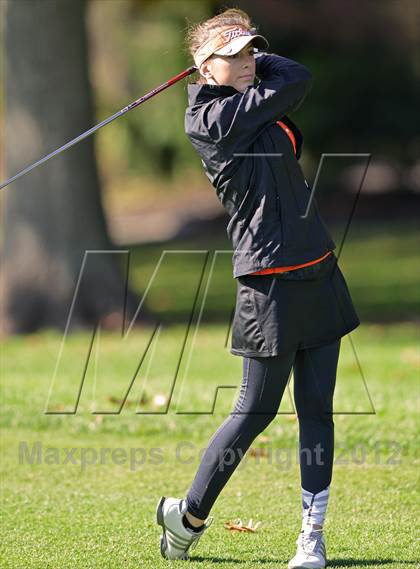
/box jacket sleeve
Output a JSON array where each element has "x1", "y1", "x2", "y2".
[{"x1": 201, "y1": 52, "x2": 313, "y2": 155}]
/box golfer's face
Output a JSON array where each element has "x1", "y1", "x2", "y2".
[{"x1": 206, "y1": 43, "x2": 256, "y2": 92}]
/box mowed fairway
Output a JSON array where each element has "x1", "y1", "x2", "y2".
[{"x1": 1, "y1": 220, "x2": 419, "y2": 568}]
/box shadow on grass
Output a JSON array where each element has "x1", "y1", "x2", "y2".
[
  {"x1": 191, "y1": 557, "x2": 283, "y2": 564},
  {"x1": 328, "y1": 560, "x2": 417, "y2": 567},
  {"x1": 191, "y1": 556, "x2": 416, "y2": 566}
]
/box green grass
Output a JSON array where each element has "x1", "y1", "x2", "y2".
[
  {"x1": 1, "y1": 321, "x2": 419, "y2": 568},
  {"x1": 1, "y1": 219, "x2": 419, "y2": 567}
]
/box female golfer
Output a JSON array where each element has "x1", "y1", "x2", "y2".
[{"x1": 156, "y1": 8, "x2": 360, "y2": 568}]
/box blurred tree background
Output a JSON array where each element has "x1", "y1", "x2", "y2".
[
  {"x1": 1, "y1": 0, "x2": 419, "y2": 334},
  {"x1": 86, "y1": 0, "x2": 419, "y2": 203}
]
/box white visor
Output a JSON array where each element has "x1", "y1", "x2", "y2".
[{"x1": 213, "y1": 34, "x2": 268, "y2": 57}]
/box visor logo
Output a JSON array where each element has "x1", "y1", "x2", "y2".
[{"x1": 221, "y1": 27, "x2": 252, "y2": 44}]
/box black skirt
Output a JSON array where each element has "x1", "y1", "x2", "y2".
[{"x1": 231, "y1": 252, "x2": 360, "y2": 357}]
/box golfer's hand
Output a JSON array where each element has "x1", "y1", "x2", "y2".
[{"x1": 254, "y1": 51, "x2": 272, "y2": 79}]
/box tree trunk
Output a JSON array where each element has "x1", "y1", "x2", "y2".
[{"x1": 1, "y1": 0, "x2": 148, "y2": 334}]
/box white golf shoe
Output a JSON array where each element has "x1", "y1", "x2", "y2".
[
  {"x1": 156, "y1": 496, "x2": 213, "y2": 560},
  {"x1": 288, "y1": 528, "x2": 327, "y2": 569}
]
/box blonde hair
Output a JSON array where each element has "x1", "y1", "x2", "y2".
[{"x1": 184, "y1": 7, "x2": 256, "y2": 84}]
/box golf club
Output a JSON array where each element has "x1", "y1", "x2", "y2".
[{"x1": 0, "y1": 65, "x2": 198, "y2": 191}]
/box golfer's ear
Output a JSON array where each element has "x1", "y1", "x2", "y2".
[{"x1": 200, "y1": 60, "x2": 213, "y2": 81}]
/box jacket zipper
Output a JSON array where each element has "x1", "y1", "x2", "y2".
[
  {"x1": 303, "y1": 179, "x2": 331, "y2": 248},
  {"x1": 266, "y1": 130, "x2": 286, "y2": 247},
  {"x1": 273, "y1": 180, "x2": 285, "y2": 246}
]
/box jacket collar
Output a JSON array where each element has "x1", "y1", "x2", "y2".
[{"x1": 187, "y1": 82, "x2": 240, "y2": 107}]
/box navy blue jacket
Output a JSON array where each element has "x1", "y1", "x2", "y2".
[{"x1": 184, "y1": 52, "x2": 336, "y2": 278}]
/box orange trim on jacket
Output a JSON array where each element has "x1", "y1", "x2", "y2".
[
  {"x1": 249, "y1": 251, "x2": 333, "y2": 276},
  {"x1": 277, "y1": 120, "x2": 297, "y2": 155}
]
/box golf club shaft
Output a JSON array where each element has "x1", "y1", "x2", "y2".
[{"x1": 0, "y1": 65, "x2": 198, "y2": 191}]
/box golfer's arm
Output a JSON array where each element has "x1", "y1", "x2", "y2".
[
  {"x1": 204, "y1": 52, "x2": 312, "y2": 153},
  {"x1": 255, "y1": 51, "x2": 313, "y2": 113}
]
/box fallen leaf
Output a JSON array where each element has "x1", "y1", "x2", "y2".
[
  {"x1": 107, "y1": 394, "x2": 149, "y2": 407},
  {"x1": 224, "y1": 518, "x2": 262, "y2": 532},
  {"x1": 248, "y1": 447, "x2": 269, "y2": 458}
]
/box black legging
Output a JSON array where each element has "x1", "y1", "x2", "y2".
[{"x1": 186, "y1": 338, "x2": 341, "y2": 519}]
